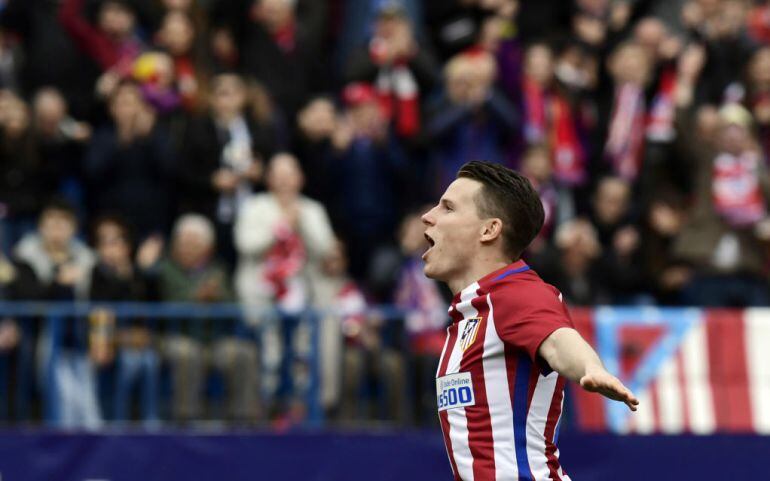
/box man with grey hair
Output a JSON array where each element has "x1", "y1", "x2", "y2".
[{"x1": 157, "y1": 213, "x2": 260, "y2": 423}]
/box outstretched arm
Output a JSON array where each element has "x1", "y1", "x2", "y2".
[{"x1": 538, "y1": 327, "x2": 639, "y2": 411}]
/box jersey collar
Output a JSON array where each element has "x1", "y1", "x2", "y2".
[{"x1": 450, "y1": 259, "x2": 530, "y2": 306}]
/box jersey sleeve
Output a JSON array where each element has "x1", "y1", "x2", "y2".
[{"x1": 490, "y1": 282, "x2": 574, "y2": 364}]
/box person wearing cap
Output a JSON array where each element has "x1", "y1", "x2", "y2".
[
  {"x1": 326, "y1": 81, "x2": 409, "y2": 281},
  {"x1": 670, "y1": 44, "x2": 770, "y2": 306}
]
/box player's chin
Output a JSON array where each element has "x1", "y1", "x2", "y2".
[
  {"x1": 422, "y1": 261, "x2": 440, "y2": 280},
  {"x1": 422, "y1": 263, "x2": 436, "y2": 279}
]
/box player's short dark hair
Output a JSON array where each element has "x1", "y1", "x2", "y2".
[{"x1": 457, "y1": 161, "x2": 544, "y2": 260}]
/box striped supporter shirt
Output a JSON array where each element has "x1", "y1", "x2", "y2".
[{"x1": 436, "y1": 259, "x2": 574, "y2": 481}]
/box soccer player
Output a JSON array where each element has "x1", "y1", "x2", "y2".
[{"x1": 422, "y1": 161, "x2": 638, "y2": 481}]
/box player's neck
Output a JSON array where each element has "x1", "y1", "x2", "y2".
[{"x1": 447, "y1": 258, "x2": 511, "y2": 295}]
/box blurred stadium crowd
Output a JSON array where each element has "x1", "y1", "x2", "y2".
[{"x1": 1, "y1": 0, "x2": 770, "y2": 428}]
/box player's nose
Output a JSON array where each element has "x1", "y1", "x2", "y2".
[{"x1": 421, "y1": 208, "x2": 435, "y2": 226}]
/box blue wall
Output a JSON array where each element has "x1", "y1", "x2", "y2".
[{"x1": 0, "y1": 430, "x2": 766, "y2": 480}]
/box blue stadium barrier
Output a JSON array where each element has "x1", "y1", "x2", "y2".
[
  {"x1": 0, "y1": 302, "x2": 413, "y2": 427},
  {"x1": 0, "y1": 430, "x2": 765, "y2": 481}
]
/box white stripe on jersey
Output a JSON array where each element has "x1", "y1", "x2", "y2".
[
  {"x1": 526, "y1": 372, "x2": 558, "y2": 480},
  {"x1": 482, "y1": 294, "x2": 519, "y2": 480},
  {"x1": 437, "y1": 323, "x2": 452, "y2": 378},
  {"x1": 745, "y1": 309, "x2": 770, "y2": 434},
  {"x1": 680, "y1": 322, "x2": 715, "y2": 434},
  {"x1": 446, "y1": 283, "x2": 482, "y2": 481}
]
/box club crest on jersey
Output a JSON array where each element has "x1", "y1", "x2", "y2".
[{"x1": 459, "y1": 317, "x2": 481, "y2": 351}]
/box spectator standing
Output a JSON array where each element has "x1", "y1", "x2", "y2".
[
  {"x1": 0, "y1": 251, "x2": 42, "y2": 422},
  {"x1": 312, "y1": 238, "x2": 368, "y2": 421},
  {"x1": 599, "y1": 41, "x2": 654, "y2": 183},
  {"x1": 1, "y1": 0, "x2": 98, "y2": 117},
  {"x1": 58, "y1": 0, "x2": 144, "y2": 76},
  {"x1": 88, "y1": 216, "x2": 162, "y2": 425},
  {"x1": 235, "y1": 153, "x2": 334, "y2": 418},
  {"x1": 178, "y1": 73, "x2": 270, "y2": 268},
  {"x1": 344, "y1": 1, "x2": 439, "y2": 141},
  {"x1": 31, "y1": 87, "x2": 92, "y2": 215},
  {"x1": 153, "y1": 10, "x2": 209, "y2": 114},
  {"x1": 672, "y1": 45, "x2": 770, "y2": 307},
  {"x1": 426, "y1": 49, "x2": 518, "y2": 194},
  {"x1": 0, "y1": 93, "x2": 44, "y2": 252},
  {"x1": 590, "y1": 176, "x2": 648, "y2": 303},
  {"x1": 519, "y1": 143, "x2": 573, "y2": 254},
  {"x1": 329, "y1": 82, "x2": 409, "y2": 280},
  {"x1": 84, "y1": 81, "x2": 176, "y2": 240},
  {"x1": 292, "y1": 96, "x2": 337, "y2": 205},
  {"x1": 238, "y1": 0, "x2": 329, "y2": 117},
  {"x1": 13, "y1": 200, "x2": 99, "y2": 428},
  {"x1": 515, "y1": 42, "x2": 588, "y2": 188},
  {"x1": 530, "y1": 218, "x2": 604, "y2": 306},
  {"x1": 391, "y1": 211, "x2": 448, "y2": 424}
]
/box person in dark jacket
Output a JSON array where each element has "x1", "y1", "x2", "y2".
[
  {"x1": 177, "y1": 73, "x2": 273, "y2": 268},
  {"x1": 12, "y1": 200, "x2": 100, "y2": 428},
  {"x1": 84, "y1": 80, "x2": 177, "y2": 240},
  {"x1": 328, "y1": 82, "x2": 410, "y2": 281},
  {"x1": 0, "y1": 0, "x2": 99, "y2": 117},
  {"x1": 0, "y1": 93, "x2": 45, "y2": 253},
  {"x1": 0, "y1": 251, "x2": 43, "y2": 422},
  {"x1": 237, "y1": 0, "x2": 329, "y2": 117},
  {"x1": 589, "y1": 176, "x2": 649, "y2": 303},
  {"x1": 344, "y1": 2, "x2": 439, "y2": 141},
  {"x1": 88, "y1": 215, "x2": 163, "y2": 425},
  {"x1": 426, "y1": 49, "x2": 518, "y2": 196}
]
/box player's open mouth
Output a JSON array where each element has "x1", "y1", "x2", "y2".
[{"x1": 423, "y1": 233, "x2": 435, "y2": 260}]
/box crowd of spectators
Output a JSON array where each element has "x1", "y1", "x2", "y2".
[{"x1": 2, "y1": 0, "x2": 770, "y2": 427}]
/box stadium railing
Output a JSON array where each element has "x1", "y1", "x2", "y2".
[{"x1": 0, "y1": 301, "x2": 414, "y2": 428}]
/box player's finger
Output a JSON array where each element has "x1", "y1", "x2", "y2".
[{"x1": 618, "y1": 386, "x2": 639, "y2": 410}]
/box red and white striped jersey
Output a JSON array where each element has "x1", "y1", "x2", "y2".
[{"x1": 436, "y1": 260, "x2": 574, "y2": 481}]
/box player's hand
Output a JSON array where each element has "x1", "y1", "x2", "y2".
[{"x1": 580, "y1": 367, "x2": 639, "y2": 411}]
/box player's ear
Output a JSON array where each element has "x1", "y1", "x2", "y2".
[{"x1": 479, "y1": 218, "x2": 503, "y2": 244}]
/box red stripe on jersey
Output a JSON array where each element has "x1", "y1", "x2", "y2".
[
  {"x1": 544, "y1": 376, "x2": 566, "y2": 481},
  {"x1": 675, "y1": 350, "x2": 691, "y2": 432},
  {"x1": 706, "y1": 310, "x2": 752, "y2": 431},
  {"x1": 526, "y1": 366, "x2": 541, "y2": 412},
  {"x1": 504, "y1": 343, "x2": 520, "y2": 421},
  {"x1": 461, "y1": 293, "x2": 496, "y2": 481},
  {"x1": 438, "y1": 319, "x2": 461, "y2": 480}
]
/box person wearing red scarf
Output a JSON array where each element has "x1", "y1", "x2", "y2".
[
  {"x1": 603, "y1": 41, "x2": 653, "y2": 182},
  {"x1": 673, "y1": 44, "x2": 770, "y2": 307},
  {"x1": 234, "y1": 153, "x2": 335, "y2": 416},
  {"x1": 521, "y1": 43, "x2": 587, "y2": 187},
  {"x1": 239, "y1": 0, "x2": 329, "y2": 116},
  {"x1": 344, "y1": 1, "x2": 439, "y2": 140}
]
